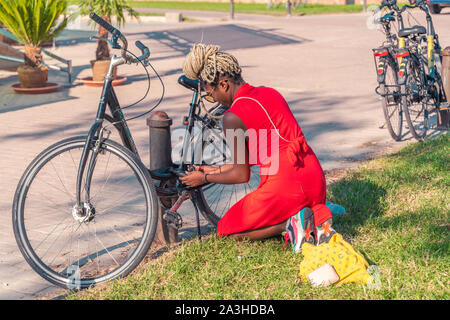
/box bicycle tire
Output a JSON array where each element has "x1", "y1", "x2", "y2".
[
  {"x1": 381, "y1": 58, "x2": 403, "y2": 141},
  {"x1": 195, "y1": 165, "x2": 261, "y2": 226},
  {"x1": 12, "y1": 136, "x2": 158, "y2": 289},
  {"x1": 401, "y1": 60, "x2": 428, "y2": 141}
]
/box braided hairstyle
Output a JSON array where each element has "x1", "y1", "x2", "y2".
[{"x1": 182, "y1": 43, "x2": 243, "y2": 87}]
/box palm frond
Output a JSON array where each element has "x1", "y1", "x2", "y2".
[
  {"x1": 0, "y1": 0, "x2": 68, "y2": 46},
  {"x1": 79, "y1": 0, "x2": 139, "y2": 28}
]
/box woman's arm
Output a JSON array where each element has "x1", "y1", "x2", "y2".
[
  {"x1": 192, "y1": 163, "x2": 234, "y2": 175},
  {"x1": 180, "y1": 112, "x2": 250, "y2": 187}
]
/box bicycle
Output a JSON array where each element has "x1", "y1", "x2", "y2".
[
  {"x1": 373, "y1": 0, "x2": 416, "y2": 141},
  {"x1": 12, "y1": 13, "x2": 260, "y2": 289},
  {"x1": 396, "y1": 0, "x2": 447, "y2": 140}
]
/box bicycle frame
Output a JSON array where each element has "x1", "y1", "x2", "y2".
[
  {"x1": 179, "y1": 95, "x2": 227, "y2": 169},
  {"x1": 74, "y1": 58, "x2": 227, "y2": 211},
  {"x1": 75, "y1": 54, "x2": 139, "y2": 208}
]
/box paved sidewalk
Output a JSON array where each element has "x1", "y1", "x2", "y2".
[{"x1": 1, "y1": 10, "x2": 449, "y2": 300}]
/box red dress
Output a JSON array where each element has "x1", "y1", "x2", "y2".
[{"x1": 217, "y1": 83, "x2": 332, "y2": 236}]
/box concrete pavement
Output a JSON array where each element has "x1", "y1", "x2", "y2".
[{"x1": 1, "y1": 9, "x2": 449, "y2": 299}]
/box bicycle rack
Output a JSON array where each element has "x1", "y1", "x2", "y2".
[{"x1": 0, "y1": 28, "x2": 73, "y2": 87}]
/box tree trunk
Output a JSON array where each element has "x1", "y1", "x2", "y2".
[
  {"x1": 24, "y1": 45, "x2": 43, "y2": 68},
  {"x1": 96, "y1": 15, "x2": 111, "y2": 61}
]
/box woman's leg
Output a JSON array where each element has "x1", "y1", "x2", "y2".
[{"x1": 226, "y1": 220, "x2": 288, "y2": 241}]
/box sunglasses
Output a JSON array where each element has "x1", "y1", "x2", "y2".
[{"x1": 202, "y1": 93, "x2": 216, "y2": 103}]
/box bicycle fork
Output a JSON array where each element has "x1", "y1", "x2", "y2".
[{"x1": 72, "y1": 121, "x2": 110, "y2": 223}]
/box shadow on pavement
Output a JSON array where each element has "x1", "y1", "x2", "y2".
[
  {"x1": 127, "y1": 23, "x2": 309, "y2": 61},
  {"x1": 54, "y1": 29, "x2": 97, "y2": 47},
  {"x1": 0, "y1": 70, "x2": 79, "y2": 114}
]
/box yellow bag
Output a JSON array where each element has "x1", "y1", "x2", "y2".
[{"x1": 299, "y1": 233, "x2": 371, "y2": 285}]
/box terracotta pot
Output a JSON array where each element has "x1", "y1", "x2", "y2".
[
  {"x1": 17, "y1": 65, "x2": 48, "y2": 88},
  {"x1": 91, "y1": 59, "x2": 117, "y2": 82}
]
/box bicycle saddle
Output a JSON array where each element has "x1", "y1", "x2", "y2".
[
  {"x1": 178, "y1": 75, "x2": 199, "y2": 91},
  {"x1": 398, "y1": 25, "x2": 426, "y2": 38}
]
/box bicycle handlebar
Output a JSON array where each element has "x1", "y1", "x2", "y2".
[
  {"x1": 89, "y1": 12, "x2": 150, "y2": 64},
  {"x1": 379, "y1": 0, "x2": 419, "y2": 13},
  {"x1": 134, "y1": 41, "x2": 150, "y2": 62},
  {"x1": 89, "y1": 12, "x2": 116, "y2": 34}
]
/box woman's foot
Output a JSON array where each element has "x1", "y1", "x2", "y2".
[{"x1": 284, "y1": 207, "x2": 315, "y2": 253}]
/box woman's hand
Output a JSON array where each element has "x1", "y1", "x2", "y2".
[{"x1": 179, "y1": 170, "x2": 207, "y2": 187}]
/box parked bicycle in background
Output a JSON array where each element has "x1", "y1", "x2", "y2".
[
  {"x1": 373, "y1": 0, "x2": 448, "y2": 141},
  {"x1": 397, "y1": 0, "x2": 447, "y2": 140}
]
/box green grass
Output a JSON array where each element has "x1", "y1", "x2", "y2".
[
  {"x1": 69, "y1": 134, "x2": 449, "y2": 300},
  {"x1": 68, "y1": 1, "x2": 364, "y2": 16},
  {"x1": 136, "y1": 11, "x2": 165, "y2": 17},
  {"x1": 128, "y1": 1, "x2": 364, "y2": 16}
]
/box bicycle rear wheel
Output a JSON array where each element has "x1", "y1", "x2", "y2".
[
  {"x1": 402, "y1": 60, "x2": 428, "y2": 140},
  {"x1": 192, "y1": 117, "x2": 261, "y2": 226},
  {"x1": 12, "y1": 136, "x2": 158, "y2": 289},
  {"x1": 381, "y1": 58, "x2": 403, "y2": 141},
  {"x1": 195, "y1": 165, "x2": 261, "y2": 226}
]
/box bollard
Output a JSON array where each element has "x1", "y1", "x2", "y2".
[
  {"x1": 147, "y1": 111, "x2": 173, "y2": 170},
  {"x1": 439, "y1": 47, "x2": 450, "y2": 128},
  {"x1": 147, "y1": 111, "x2": 179, "y2": 245}
]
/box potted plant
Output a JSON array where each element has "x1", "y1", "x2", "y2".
[
  {"x1": 0, "y1": 0, "x2": 68, "y2": 88},
  {"x1": 79, "y1": 0, "x2": 139, "y2": 82}
]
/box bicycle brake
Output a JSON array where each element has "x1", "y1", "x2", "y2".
[{"x1": 93, "y1": 127, "x2": 111, "y2": 154}]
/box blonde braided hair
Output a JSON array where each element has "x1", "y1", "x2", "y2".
[{"x1": 182, "y1": 43, "x2": 242, "y2": 85}]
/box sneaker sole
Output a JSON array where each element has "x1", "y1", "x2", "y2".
[{"x1": 300, "y1": 207, "x2": 315, "y2": 247}]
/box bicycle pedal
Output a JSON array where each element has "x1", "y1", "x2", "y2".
[{"x1": 163, "y1": 209, "x2": 183, "y2": 230}]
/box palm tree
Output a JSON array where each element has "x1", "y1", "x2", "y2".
[
  {"x1": 79, "y1": 0, "x2": 139, "y2": 62},
  {"x1": 0, "y1": 0, "x2": 68, "y2": 69}
]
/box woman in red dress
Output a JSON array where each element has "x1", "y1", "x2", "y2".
[{"x1": 180, "y1": 44, "x2": 336, "y2": 252}]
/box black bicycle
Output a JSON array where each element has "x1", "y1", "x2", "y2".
[
  {"x1": 373, "y1": 0, "x2": 416, "y2": 141},
  {"x1": 396, "y1": 0, "x2": 447, "y2": 140},
  {"x1": 12, "y1": 13, "x2": 260, "y2": 289}
]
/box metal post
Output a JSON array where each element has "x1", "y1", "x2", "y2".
[
  {"x1": 438, "y1": 47, "x2": 450, "y2": 128},
  {"x1": 147, "y1": 111, "x2": 173, "y2": 170},
  {"x1": 147, "y1": 111, "x2": 180, "y2": 244},
  {"x1": 230, "y1": 0, "x2": 235, "y2": 20}
]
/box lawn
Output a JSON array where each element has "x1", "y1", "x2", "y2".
[
  {"x1": 69, "y1": 134, "x2": 449, "y2": 300},
  {"x1": 68, "y1": 1, "x2": 365, "y2": 16}
]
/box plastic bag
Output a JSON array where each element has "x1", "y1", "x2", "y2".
[{"x1": 299, "y1": 233, "x2": 371, "y2": 285}]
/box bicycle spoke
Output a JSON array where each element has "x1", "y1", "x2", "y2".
[{"x1": 14, "y1": 137, "x2": 156, "y2": 288}]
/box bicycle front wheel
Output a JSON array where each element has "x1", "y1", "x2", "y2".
[
  {"x1": 381, "y1": 58, "x2": 403, "y2": 141},
  {"x1": 12, "y1": 136, "x2": 158, "y2": 289}
]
